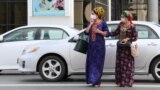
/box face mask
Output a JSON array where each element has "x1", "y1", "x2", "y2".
[
  {"x1": 91, "y1": 14, "x2": 97, "y2": 20},
  {"x1": 121, "y1": 18, "x2": 126, "y2": 22}
]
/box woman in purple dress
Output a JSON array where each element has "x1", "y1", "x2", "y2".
[
  {"x1": 85, "y1": 6, "x2": 109, "y2": 87},
  {"x1": 108, "y1": 11, "x2": 137, "y2": 87}
]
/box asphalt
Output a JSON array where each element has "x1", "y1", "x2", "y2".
[{"x1": 0, "y1": 70, "x2": 159, "y2": 90}]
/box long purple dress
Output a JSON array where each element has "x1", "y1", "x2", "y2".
[
  {"x1": 109, "y1": 22, "x2": 137, "y2": 87},
  {"x1": 86, "y1": 21, "x2": 109, "y2": 85}
]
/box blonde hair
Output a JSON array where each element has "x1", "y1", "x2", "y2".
[{"x1": 93, "y1": 6, "x2": 105, "y2": 19}]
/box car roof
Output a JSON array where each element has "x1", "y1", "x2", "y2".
[
  {"x1": 1, "y1": 25, "x2": 79, "y2": 37},
  {"x1": 19, "y1": 25, "x2": 70, "y2": 28},
  {"x1": 107, "y1": 21, "x2": 156, "y2": 25}
]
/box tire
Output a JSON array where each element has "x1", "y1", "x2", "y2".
[
  {"x1": 151, "y1": 57, "x2": 160, "y2": 82},
  {"x1": 39, "y1": 56, "x2": 66, "y2": 82}
]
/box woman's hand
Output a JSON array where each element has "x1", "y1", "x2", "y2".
[
  {"x1": 90, "y1": 20, "x2": 94, "y2": 26},
  {"x1": 93, "y1": 28, "x2": 107, "y2": 37},
  {"x1": 92, "y1": 25, "x2": 100, "y2": 34},
  {"x1": 86, "y1": 20, "x2": 94, "y2": 33},
  {"x1": 121, "y1": 38, "x2": 130, "y2": 43}
]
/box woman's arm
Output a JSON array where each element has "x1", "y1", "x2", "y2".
[
  {"x1": 130, "y1": 25, "x2": 137, "y2": 42},
  {"x1": 122, "y1": 24, "x2": 137, "y2": 43},
  {"x1": 93, "y1": 21, "x2": 108, "y2": 37},
  {"x1": 97, "y1": 30, "x2": 107, "y2": 37},
  {"x1": 109, "y1": 24, "x2": 120, "y2": 37},
  {"x1": 85, "y1": 21, "x2": 93, "y2": 33}
]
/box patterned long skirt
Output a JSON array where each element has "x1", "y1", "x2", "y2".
[{"x1": 115, "y1": 46, "x2": 135, "y2": 87}]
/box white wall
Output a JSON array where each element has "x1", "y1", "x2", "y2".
[{"x1": 28, "y1": 0, "x2": 74, "y2": 27}]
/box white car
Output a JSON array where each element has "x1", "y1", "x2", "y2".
[
  {"x1": 0, "y1": 25, "x2": 78, "y2": 71},
  {"x1": 18, "y1": 21, "x2": 160, "y2": 82}
]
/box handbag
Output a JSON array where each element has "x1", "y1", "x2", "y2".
[
  {"x1": 74, "y1": 39, "x2": 88, "y2": 54},
  {"x1": 117, "y1": 41, "x2": 131, "y2": 47},
  {"x1": 117, "y1": 41, "x2": 139, "y2": 57},
  {"x1": 131, "y1": 42, "x2": 139, "y2": 57},
  {"x1": 74, "y1": 32, "x2": 89, "y2": 54}
]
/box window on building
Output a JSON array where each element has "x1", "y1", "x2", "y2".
[
  {"x1": 0, "y1": 0, "x2": 27, "y2": 34},
  {"x1": 111, "y1": 0, "x2": 148, "y2": 21},
  {"x1": 95, "y1": 0, "x2": 109, "y2": 21},
  {"x1": 74, "y1": 0, "x2": 109, "y2": 30}
]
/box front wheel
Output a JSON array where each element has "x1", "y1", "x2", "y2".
[
  {"x1": 39, "y1": 56, "x2": 66, "y2": 82},
  {"x1": 151, "y1": 57, "x2": 160, "y2": 82}
]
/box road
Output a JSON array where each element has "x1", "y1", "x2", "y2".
[{"x1": 0, "y1": 70, "x2": 160, "y2": 90}]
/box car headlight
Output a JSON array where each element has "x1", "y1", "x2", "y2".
[{"x1": 22, "y1": 47, "x2": 39, "y2": 55}]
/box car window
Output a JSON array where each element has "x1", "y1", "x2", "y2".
[
  {"x1": 22, "y1": 29, "x2": 37, "y2": 40},
  {"x1": 40, "y1": 28, "x2": 69, "y2": 40},
  {"x1": 106, "y1": 24, "x2": 119, "y2": 40},
  {"x1": 136, "y1": 25, "x2": 158, "y2": 39},
  {"x1": 107, "y1": 24, "x2": 158, "y2": 40},
  {"x1": 3, "y1": 28, "x2": 37, "y2": 42}
]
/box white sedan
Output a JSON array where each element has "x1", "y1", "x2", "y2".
[
  {"x1": 0, "y1": 25, "x2": 78, "y2": 71},
  {"x1": 18, "y1": 21, "x2": 160, "y2": 82}
]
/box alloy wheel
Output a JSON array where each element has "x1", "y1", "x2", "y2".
[{"x1": 42, "y1": 59, "x2": 62, "y2": 79}]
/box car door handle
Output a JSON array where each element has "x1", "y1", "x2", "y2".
[{"x1": 106, "y1": 43, "x2": 116, "y2": 47}]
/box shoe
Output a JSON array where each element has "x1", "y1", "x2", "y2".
[{"x1": 94, "y1": 85, "x2": 100, "y2": 88}]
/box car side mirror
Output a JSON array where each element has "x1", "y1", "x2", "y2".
[
  {"x1": 73, "y1": 35, "x2": 80, "y2": 42},
  {"x1": 0, "y1": 36, "x2": 3, "y2": 42}
]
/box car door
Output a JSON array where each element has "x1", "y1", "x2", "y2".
[
  {"x1": 69, "y1": 32, "x2": 87, "y2": 71},
  {"x1": 0, "y1": 27, "x2": 42, "y2": 69},
  {"x1": 135, "y1": 25, "x2": 160, "y2": 69},
  {"x1": 69, "y1": 27, "x2": 119, "y2": 72},
  {"x1": 104, "y1": 24, "x2": 118, "y2": 72},
  {"x1": 104, "y1": 24, "x2": 160, "y2": 72}
]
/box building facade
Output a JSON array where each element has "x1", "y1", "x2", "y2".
[
  {"x1": 0, "y1": 0, "x2": 159, "y2": 34},
  {"x1": 75, "y1": 0, "x2": 159, "y2": 29}
]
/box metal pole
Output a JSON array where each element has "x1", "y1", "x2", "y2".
[
  {"x1": 108, "y1": 0, "x2": 111, "y2": 21},
  {"x1": 148, "y1": 0, "x2": 159, "y2": 23}
]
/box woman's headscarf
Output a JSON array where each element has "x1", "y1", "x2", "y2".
[
  {"x1": 122, "y1": 10, "x2": 133, "y2": 24},
  {"x1": 93, "y1": 6, "x2": 104, "y2": 19}
]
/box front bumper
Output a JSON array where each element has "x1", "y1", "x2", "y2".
[{"x1": 18, "y1": 53, "x2": 40, "y2": 73}]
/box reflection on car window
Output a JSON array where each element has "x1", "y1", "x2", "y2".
[
  {"x1": 22, "y1": 29, "x2": 37, "y2": 40},
  {"x1": 79, "y1": 32, "x2": 89, "y2": 42},
  {"x1": 40, "y1": 28, "x2": 69, "y2": 40},
  {"x1": 106, "y1": 24, "x2": 119, "y2": 40},
  {"x1": 4, "y1": 28, "x2": 37, "y2": 42},
  {"x1": 136, "y1": 25, "x2": 158, "y2": 39}
]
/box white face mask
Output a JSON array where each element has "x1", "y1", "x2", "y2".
[
  {"x1": 121, "y1": 18, "x2": 126, "y2": 22},
  {"x1": 91, "y1": 14, "x2": 97, "y2": 20}
]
